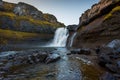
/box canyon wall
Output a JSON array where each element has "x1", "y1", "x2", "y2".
[{"x1": 73, "y1": 0, "x2": 120, "y2": 48}]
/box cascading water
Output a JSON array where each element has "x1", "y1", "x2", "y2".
[
  {"x1": 70, "y1": 32, "x2": 77, "y2": 47},
  {"x1": 49, "y1": 27, "x2": 69, "y2": 47}
]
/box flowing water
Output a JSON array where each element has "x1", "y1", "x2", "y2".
[
  {"x1": 49, "y1": 27, "x2": 69, "y2": 47},
  {"x1": 70, "y1": 32, "x2": 77, "y2": 47},
  {"x1": 0, "y1": 28, "x2": 84, "y2": 80}
]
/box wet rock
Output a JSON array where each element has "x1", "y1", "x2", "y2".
[
  {"x1": 100, "y1": 72, "x2": 117, "y2": 80},
  {"x1": 98, "y1": 53, "x2": 112, "y2": 66},
  {"x1": 107, "y1": 39, "x2": 120, "y2": 49},
  {"x1": 27, "y1": 55, "x2": 34, "y2": 64},
  {"x1": 70, "y1": 48, "x2": 91, "y2": 55},
  {"x1": 45, "y1": 72, "x2": 56, "y2": 78},
  {"x1": 117, "y1": 61, "x2": 120, "y2": 68},
  {"x1": 105, "y1": 64, "x2": 118, "y2": 73},
  {"x1": 37, "y1": 52, "x2": 48, "y2": 62},
  {"x1": 80, "y1": 48, "x2": 91, "y2": 55},
  {"x1": 45, "y1": 53, "x2": 60, "y2": 64},
  {"x1": 70, "y1": 49, "x2": 81, "y2": 54}
]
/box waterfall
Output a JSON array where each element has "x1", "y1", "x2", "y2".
[
  {"x1": 49, "y1": 27, "x2": 69, "y2": 47},
  {"x1": 69, "y1": 32, "x2": 77, "y2": 47}
]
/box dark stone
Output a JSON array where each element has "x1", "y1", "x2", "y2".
[
  {"x1": 70, "y1": 48, "x2": 91, "y2": 55},
  {"x1": 105, "y1": 64, "x2": 118, "y2": 73},
  {"x1": 98, "y1": 53, "x2": 112, "y2": 67},
  {"x1": 100, "y1": 72, "x2": 117, "y2": 80},
  {"x1": 67, "y1": 25, "x2": 78, "y2": 31},
  {"x1": 80, "y1": 48, "x2": 91, "y2": 55},
  {"x1": 117, "y1": 61, "x2": 120, "y2": 68},
  {"x1": 70, "y1": 49, "x2": 81, "y2": 54}
]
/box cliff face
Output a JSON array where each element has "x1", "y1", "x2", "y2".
[
  {"x1": 0, "y1": 1, "x2": 64, "y2": 34},
  {"x1": 0, "y1": 1, "x2": 65, "y2": 45},
  {"x1": 73, "y1": 0, "x2": 120, "y2": 48}
]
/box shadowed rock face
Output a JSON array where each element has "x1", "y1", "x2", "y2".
[{"x1": 73, "y1": 0, "x2": 120, "y2": 48}]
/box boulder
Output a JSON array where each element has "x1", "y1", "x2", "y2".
[
  {"x1": 70, "y1": 48, "x2": 91, "y2": 55},
  {"x1": 105, "y1": 64, "x2": 118, "y2": 73},
  {"x1": 80, "y1": 48, "x2": 91, "y2": 55},
  {"x1": 45, "y1": 53, "x2": 60, "y2": 64},
  {"x1": 67, "y1": 25, "x2": 78, "y2": 31},
  {"x1": 70, "y1": 49, "x2": 81, "y2": 54},
  {"x1": 100, "y1": 72, "x2": 117, "y2": 80},
  {"x1": 107, "y1": 39, "x2": 120, "y2": 49},
  {"x1": 98, "y1": 53, "x2": 112, "y2": 67}
]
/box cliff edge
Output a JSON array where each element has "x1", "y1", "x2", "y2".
[{"x1": 73, "y1": 0, "x2": 120, "y2": 48}]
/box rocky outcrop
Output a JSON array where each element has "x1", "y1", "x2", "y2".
[
  {"x1": 0, "y1": 1, "x2": 64, "y2": 34},
  {"x1": 79, "y1": 0, "x2": 120, "y2": 26},
  {"x1": 73, "y1": 0, "x2": 120, "y2": 48},
  {"x1": 67, "y1": 25, "x2": 78, "y2": 31},
  {"x1": 96, "y1": 40, "x2": 120, "y2": 77},
  {"x1": 0, "y1": 49, "x2": 61, "y2": 76}
]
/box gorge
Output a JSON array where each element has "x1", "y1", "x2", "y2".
[{"x1": 0, "y1": 0, "x2": 120, "y2": 80}]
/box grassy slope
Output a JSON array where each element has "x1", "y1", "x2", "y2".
[
  {"x1": 0, "y1": 11, "x2": 64, "y2": 28},
  {"x1": 0, "y1": 29, "x2": 53, "y2": 44}
]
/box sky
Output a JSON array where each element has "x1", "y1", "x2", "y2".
[{"x1": 3, "y1": 0, "x2": 99, "y2": 26}]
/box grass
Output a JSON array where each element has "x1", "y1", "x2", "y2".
[
  {"x1": 0, "y1": 29, "x2": 41, "y2": 44},
  {"x1": 104, "y1": 6, "x2": 120, "y2": 20}
]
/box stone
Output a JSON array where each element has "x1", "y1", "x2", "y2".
[
  {"x1": 105, "y1": 64, "x2": 118, "y2": 73},
  {"x1": 117, "y1": 61, "x2": 120, "y2": 68},
  {"x1": 100, "y1": 72, "x2": 117, "y2": 80},
  {"x1": 98, "y1": 53, "x2": 112, "y2": 66},
  {"x1": 67, "y1": 25, "x2": 78, "y2": 31},
  {"x1": 80, "y1": 48, "x2": 91, "y2": 55},
  {"x1": 45, "y1": 53, "x2": 60, "y2": 64},
  {"x1": 70, "y1": 48, "x2": 91, "y2": 55},
  {"x1": 45, "y1": 72, "x2": 56, "y2": 78},
  {"x1": 107, "y1": 39, "x2": 120, "y2": 49},
  {"x1": 70, "y1": 49, "x2": 81, "y2": 54}
]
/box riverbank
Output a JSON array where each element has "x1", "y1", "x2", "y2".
[{"x1": 0, "y1": 47, "x2": 105, "y2": 80}]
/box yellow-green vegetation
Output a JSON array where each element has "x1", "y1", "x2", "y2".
[
  {"x1": 116, "y1": 0, "x2": 120, "y2": 2},
  {"x1": 0, "y1": 11, "x2": 63, "y2": 28},
  {"x1": 104, "y1": 6, "x2": 120, "y2": 20},
  {"x1": 3, "y1": 2, "x2": 15, "y2": 12},
  {"x1": 0, "y1": 29, "x2": 40, "y2": 44},
  {"x1": 0, "y1": 12, "x2": 15, "y2": 19},
  {"x1": 81, "y1": 63, "x2": 103, "y2": 80}
]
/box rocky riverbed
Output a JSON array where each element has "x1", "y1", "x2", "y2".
[{"x1": 0, "y1": 47, "x2": 104, "y2": 80}]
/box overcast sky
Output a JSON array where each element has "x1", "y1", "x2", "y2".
[{"x1": 3, "y1": 0, "x2": 99, "y2": 25}]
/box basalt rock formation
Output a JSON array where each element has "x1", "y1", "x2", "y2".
[{"x1": 73, "y1": 0, "x2": 120, "y2": 48}]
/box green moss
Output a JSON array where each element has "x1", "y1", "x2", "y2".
[{"x1": 104, "y1": 6, "x2": 120, "y2": 20}]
